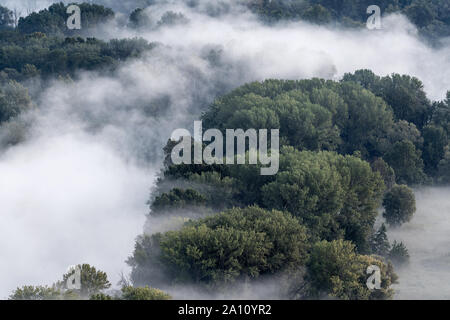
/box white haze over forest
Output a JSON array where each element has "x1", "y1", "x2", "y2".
[{"x1": 0, "y1": 0, "x2": 449, "y2": 299}]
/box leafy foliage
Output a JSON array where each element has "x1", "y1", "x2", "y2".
[
  {"x1": 62, "y1": 264, "x2": 111, "y2": 297},
  {"x1": 151, "y1": 188, "x2": 207, "y2": 214},
  {"x1": 121, "y1": 286, "x2": 172, "y2": 300},
  {"x1": 306, "y1": 239, "x2": 397, "y2": 300},
  {"x1": 154, "y1": 206, "x2": 309, "y2": 285},
  {"x1": 0, "y1": 80, "x2": 31, "y2": 123},
  {"x1": 383, "y1": 185, "x2": 416, "y2": 227},
  {"x1": 17, "y1": 2, "x2": 114, "y2": 36},
  {"x1": 388, "y1": 241, "x2": 410, "y2": 266}
]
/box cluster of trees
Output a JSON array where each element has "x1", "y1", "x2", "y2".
[
  {"x1": 125, "y1": 70, "x2": 449, "y2": 299},
  {"x1": 9, "y1": 263, "x2": 171, "y2": 300},
  {"x1": 201, "y1": 73, "x2": 449, "y2": 185},
  {"x1": 16, "y1": 2, "x2": 114, "y2": 36},
  {"x1": 0, "y1": 31, "x2": 156, "y2": 81},
  {"x1": 248, "y1": 0, "x2": 450, "y2": 42},
  {"x1": 0, "y1": 80, "x2": 31, "y2": 124}
]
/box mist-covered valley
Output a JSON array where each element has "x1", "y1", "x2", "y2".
[{"x1": 0, "y1": 0, "x2": 449, "y2": 300}]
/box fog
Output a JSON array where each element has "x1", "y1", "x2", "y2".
[
  {"x1": 0, "y1": 0, "x2": 449, "y2": 298},
  {"x1": 387, "y1": 188, "x2": 450, "y2": 300}
]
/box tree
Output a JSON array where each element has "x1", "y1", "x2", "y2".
[
  {"x1": 371, "y1": 158, "x2": 396, "y2": 190},
  {"x1": 0, "y1": 81, "x2": 32, "y2": 123},
  {"x1": 422, "y1": 125, "x2": 447, "y2": 176},
  {"x1": 301, "y1": 4, "x2": 332, "y2": 24},
  {"x1": 437, "y1": 145, "x2": 450, "y2": 184},
  {"x1": 9, "y1": 286, "x2": 64, "y2": 300},
  {"x1": 337, "y1": 81, "x2": 394, "y2": 158},
  {"x1": 129, "y1": 8, "x2": 151, "y2": 29},
  {"x1": 62, "y1": 264, "x2": 111, "y2": 297},
  {"x1": 262, "y1": 147, "x2": 385, "y2": 250},
  {"x1": 383, "y1": 185, "x2": 416, "y2": 227},
  {"x1": 157, "y1": 11, "x2": 189, "y2": 27},
  {"x1": 430, "y1": 92, "x2": 450, "y2": 135},
  {"x1": 0, "y1": 5, "x2": 13, "y2": 30},
  {"x1": 370, "y1": 224, "x2": 390, "y2": 256},
  {"x1": 17, "y1": 3, "x2": 114, "y2": 36},
  {"x1": 377, "y1": 74, "x2": 431, "y2": 129},
  {"x1": 90, "y1": 293, "x2": 113, "y2": 300},
  {"x1": 121, "y1": 286, "x2": 171, "y2": 300},
  {"x1": 151, "y1": 188, "x2": 207, "y2": 214},
  {"x1": 388, "y1": 241, "x2": 410, "y2": 266},
  {"x1": 343, "y1": 71, "x2": 431, "y2": 129},
  {"x1": 155, "y1": 206, "x2": 309, "y2": 285},
  {"x1": 385, "y1": 140, "x2": 426, "y2": 185},
  {"x1": 306, "y1": 240, "x2": 397, "y2": 300}
]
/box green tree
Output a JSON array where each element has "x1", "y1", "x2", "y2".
[
  {"x1": 385, "y1": 140, "x2": 426, "y2": 185},
  {"x1": 9, "y1": 286, "x2": 63, "y2": 300},
  {"x1": 121, "y1": 286, "x2": 171, "y2": 300},
  {"x1": 63, "y1": 264, "x2": 111, "y2": 297},
  {"x1": 129, "y1": 8, "x2": 151, "y2": 28},
  {"x1": 437, "y1": 145, "x2": 450, "y2": 184},
  {"x1": 370, "y1": 224, "x2": 390, "y2": 256},
  {"x1": 0, "y1": 5, "x2": 13, "y2": 30},
  {"x1": 151, "y1": 188, "x2": 207, "y2": 214},
  {"x1": 388, "y1": 241, "x2": 410, "y2": 266},
  {"x1": 90, "y1": 293, "x2": 113, "y2": 300},
  {"x1": 430, "y1": 92, "x2": 450, "y2": 135},
  {"x1": 383, "y1": 185, "x2": 416, "y2": 227},
  {"x1": 422, "y1": 125, "x2": 447, "y2": 176},
  {"x1": 301, "y1": 4, "x2": 332, "y2": 24},
  {"x1": 157, "y1": 206, "x2": 309, "y2": 285},
  {"x1": 306, "y1": 240, "x2": 397, "y2": 300},
  {"x1": 262, "y1": 147, "x2": 385, "y2": 250},
  {"x1": 0, "y1": 80, "x2": 32, "y2": 123},
  {"x1": 371, "y1": 158, "x2": 396, "y2": 190}
]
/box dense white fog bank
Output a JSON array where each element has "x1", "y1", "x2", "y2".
[
  {"x1": 0, "y1": 131, "x2": 153, "y2": 298},
  {"x1": 388, "y1": 188, "x2": 450, "y2": 299}
]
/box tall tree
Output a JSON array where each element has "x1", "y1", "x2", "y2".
[{"x1": 383, "y1": 185, "x2": 416, "y2": 227}]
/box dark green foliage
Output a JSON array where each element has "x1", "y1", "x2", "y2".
[
  {"x1": 157, "y1": 11, "x2": 190, "y2": 27},
  {"x1": 17, "y1": 2, "x2": 114, "y2": 36},
  {"x1": 385, "y1": 140, "x2": 426, "y2": 185},
  {"x1": 129, "y1": 8, "x2": 152, "y2": 29},
  {"x1": 62, "y1": 264, "x2": 111, "y2": 297},
  {"x1": 90, "y1": 293, "x2": 113, "y2": 300},
  {"x1": 370, "y1": 224, "x2": 391, "y2": 256},
  {"x1": 10, "y1": 263, "x2": 110, "y2": 300},
  {"x1": 9, "y1": 285, "x2": 64, "y2": 300},
  {"x1": 0, "y1": 31, "x2": 155, "y2": 79},
  {"x1": 437, "y1": 146, "x2": 450, "y2": 184},
  {"x1": 121, "y1": 286, "x2": 171, "y2": 300},
  {"x1": 249, "y1": 0, "x2": 450, "y2": 40},
  {"x1": 157, "y1": 206, "x2": 309, "y2": 285},
  {"x1": 306, "y1": 240, "x2": 397, "y2": 300},
  {"x1": 151, "y1": 188, "x2": 207, "y2": 213},
  {"x1": 422, "y1": 125, "x2": 448, "y2": 175},
  {"x1": 261, "y1": 147, "x2": 385, "y2": 250},
  {"x1": 430, "y1": 92, "x2": 450, "y2": 135},
  {"x1": 0, "y1": 80, "x2": 31, "y2": 123},
  {"x1": 388, "y1": 241, "x2": 410, "y2": 266},
  {"x1": 343, "y1": 70, "x2": 431, "y2": 129},
  {"x1": 0, "y1": 5, "x2": 13, "y2": 30},
  {"x1": 202, "y1": 78, "x2": 397, "y2": 158},
  {"x1": 383, "y1": 184, "x2": 416, "y2": 227},
  {"x1": 371, "y1": 158, "x2": 396, "y2": 190}
]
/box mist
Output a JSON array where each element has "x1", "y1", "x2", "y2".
[
  {"x1": 0, "y1": 0, "x2": 449, "y2": 298},
  {"x1": 387, "y1": 188, "x2": 450, "y2": 300}
]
